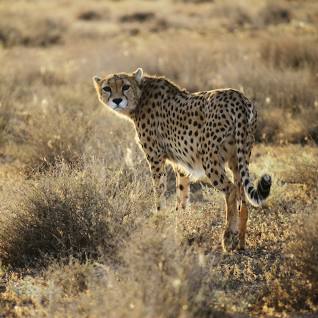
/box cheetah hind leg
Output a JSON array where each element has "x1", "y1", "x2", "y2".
[
  {"x1": 238, "y1": 187, "x2": 248, "y2": 250},
  {"x1": 203, "y1": 158, "x2": 239, "y2": 251},
  {"x1": 175, "y1": 170, "x2": 190, "y2": 210},
  {"x1": 228, "y1": 157, "x2": 248, "y2": 250}
]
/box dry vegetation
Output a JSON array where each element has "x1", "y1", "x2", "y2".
[{"x1": 0, "y1": 0, "x2": 317, "y2": 317}]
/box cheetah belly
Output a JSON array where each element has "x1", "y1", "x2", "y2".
[{"x1": 175, "y1": 160, "x2": 206, "y2": 181}]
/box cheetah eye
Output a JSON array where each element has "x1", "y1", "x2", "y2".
[
  {"x1": 122, "y1": 84, "x2": 130, "y2": 91},
  {"x1": 102, "y1": 86, "x2": 111, "y2": 93}
]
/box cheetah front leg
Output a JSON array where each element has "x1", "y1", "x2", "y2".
[
  {"x1": 175, "y1": 171, "x2": 190, "y2": 210},
  {"x1": 223, "y1": 183, "x2": 240, "y2": 252},
  {"x1": 149, "y1": 159, "x2": 167, "y2": 212}
]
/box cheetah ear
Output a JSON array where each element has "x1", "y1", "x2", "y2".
[
  {"x1": 92, "y1": 76, "x2": 102, "y2": 91},
  {"x1": 133, "y1": 68, "x2": 143, "y2": 84}
]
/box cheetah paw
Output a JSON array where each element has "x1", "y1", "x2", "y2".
[{"x1": 222, "y1": 229, "x2": 240, "y2": 252}]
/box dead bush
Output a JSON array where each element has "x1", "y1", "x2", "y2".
[
  {"x1": 289, "y1": 209, "x2": 318, "y2": 286},
  {"x1": 77, "y1": 10, "x2": 103, "y2": 21},
  {"x1": 0, "y1": 159, "x2": 150, "y2": 268},
  {"x1": 282, "y1": 159, "x2": 318, "y2": 192},
  {"x1": 15, "y1": 103, "x2": 92, "y2": 173},
  {"x1": 211, "y1": 2, "x2": 252, "y2": 30},
  {"x1": 91, "y1": 221, "x2": 227, "y2": 318},
  {"x1": 0, "y1": 18, "x2": 66, "y2": 48},
  {"x1": 259, "y1": 207, "x2": 318, "y2": 314},
  {"x1": 260, "y1": 36, "x2": 318, "y2": 71},
  {"x1": 0, "y1": 92, "x2": 16, "y2": 147},
  {"x1": 120, "y1": 12, "x2": 155, "y2": 23},
  {"x1": 258, "y1": 2, "x2": 291, "y2": 26}
]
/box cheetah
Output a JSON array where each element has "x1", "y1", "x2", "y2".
[{"x1": 93, "y1": 68, "x2": 272, "y2": 251}]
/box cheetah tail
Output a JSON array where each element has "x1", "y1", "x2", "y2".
[
  {"x1": 235, "y1": 123, "x2": 272, "y2": 207},
  {"x1": 244, "y1": 174, "x2": 272, "y2": 207}
]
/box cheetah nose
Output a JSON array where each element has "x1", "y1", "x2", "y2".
[{"x1": 113, "y1": 98, "x2": 123, "y2": 106}]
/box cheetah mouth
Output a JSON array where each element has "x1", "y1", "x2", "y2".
[
  {"x1": 111, "y1": 105, "x2": 126, "y2": 111},
  {"x1": 107, "y1": 103, "x2": 122, "y2": 111},
  {"x1": 108, "y1": 99, "x2": 128, "y2": 110}
]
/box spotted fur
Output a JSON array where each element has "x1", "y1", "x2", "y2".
[{"x1": 93, "y1": 68, "x2": 272, "y2": 251}]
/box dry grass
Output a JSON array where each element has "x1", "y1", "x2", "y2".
[
  {"x1": 0, "y1": 17, "x2": 66, "y2": 48},
  {"x1": 260, "y1": 35, "x2": 318, "y2": 71},
  {"x1": 290, "y1": 210, "x2": 318, "y2": 289},
  {"x1": 258, "y1": 2, "x2": 291, "y2": 26},
  {"x1": 1, "y1": 146, "x2": 317, "y2": 317},
  {"x1": 0, "y1": 0, "x2": 317, "y2": 317},
  {"x1": 0, "y1": 158, "x2": 152, "y2": 268},
  {"x1": 14, "y1": 103, "x2": 93, "y2": 173}
]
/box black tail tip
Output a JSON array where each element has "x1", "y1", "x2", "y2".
[{"x1": 257, "y1": 174, "x2": 272, "y2": 200}]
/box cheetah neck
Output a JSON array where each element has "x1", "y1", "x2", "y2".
[{"x1": 130, "y1": 76, "x2": 191, "y2": 120}]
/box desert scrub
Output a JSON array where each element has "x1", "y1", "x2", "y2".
[
  {"x1": 260, "y1": 35, "x2": 318, "y2": 71},
  {"x1": 0, "y1": 159, "x2": 152, "y2": 268},
  {"x1": 0, "y1": 17, "x2": 66, "y2": 48},
  {"x1": 288, "y1": 207, "x2": 318, "y2": 290},
  {"x1": 259, "y1": 206, "x2": 318, "y2": 315},
  {"x1": 0, "y1": 96, "x2": 15, "y2": 146},
  {"x1": 257, "y1": 2, "x2": 291, "y2": 26},
  {"x1": 0, "y1": 80, "x2": 23, "y2": 148},
  {"x1": 121, "y1": 231, "x2": 205, "y2": 317},
  {"x1": 14, "y1": 102, "x2": 93, "y2": 173},
  {"x1": 78, "y1": 219, "x2": 224, "y2": 318},
  {"x1": 0, "y1": 260, "x2": 97, "y2": 317}
]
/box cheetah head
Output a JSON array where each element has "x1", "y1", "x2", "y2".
[{"x1": 93, "y1": 68, "x2": 143, "y2": 117}]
